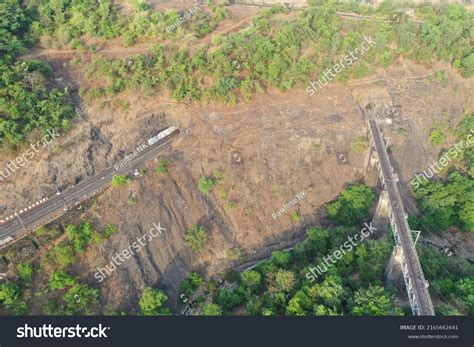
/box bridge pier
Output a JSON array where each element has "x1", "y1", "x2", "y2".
[
  {"x1": 385, "y1": 245, "x2": 405, "y2": 292},
  {"x1": 372, "y1": 190, "x2": 390, "y2": 236}
]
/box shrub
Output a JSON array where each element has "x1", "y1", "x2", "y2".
[
  {"x1": 180, "y1": 273, "x2": 203, "y2": 297},
  {"x1": 49, "y1": 270, "x2": 75, "y2": 290},
  {"x1": 17, "y1": 263, "x2": 34, "y2": 283},
  {"x1": 198, "y1": 177, "x2": 215, "y2": 195},
  {"x1": 185, "y1": 225, "x2": 208, "y2": 252},
  {"x1": 430, "y1": 128, "x2": 446, "y2": 145},
  {"x1": 52, "y1": 243, "x2": 76, "y2": 268},
  {"x1": 155, "y1": 159, "x2": 169, "y2": 175},
  {"x1": 202, "y1": 303, "x2": 222, "y2": 316},
  {"x1": 291, "y1": 211, "x2": 301, "y2": 223},
  {"x1": 111, "y1": 175, "x2": 129, "y2": 187},
  {"x1": 64, "y1": 283, "x2": 99, "y2": 315}
]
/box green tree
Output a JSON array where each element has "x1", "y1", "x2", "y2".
[
  {"x1": 52, "y1": 243, "x2": 76, "y2": 268},
  {"x1": 455, "y1": 278, "x2": 474, "y2": 315},
  {"x1": 240, "y1": 270, "x2": 262, "y2": 290},
  {"x1": 17, "y1": 262, "x2": 33, "y2": 283},
  {"x1": 275, "y1": 269, "x2": 295, "y2": 293},
  {"x1": 103, "y1": 224, "x2": 118, "y2": 238},
  {"x1": 0, "y1": 282, "x2": 20, "y2": 307},
  {"x1": 414, "y1": 173, "x2": 474, "y2": 231},
  {"x1": 64, "y1": 283, "x2": 99, "y2": 315},
  {"x1": 139, "y1": 287, "x2": 171, "y2": 316},
  {"x1": 216, "y1": 289, "x2": 242, "y2": 312},
  {"x1": 309, "y1": 276, "x2": 345, "y2": 308},
  {"x1": 352, "y1": 286, "x2": 401, "y2": 316},
  {"x1": 0, "y1": 282, "x2": 26, "y2": 314},
  {"x1": 180, "y1": 272, "x2": 203, "y2": 297},
  {"x1": 270, "y1": 250, "x2": 292, "y2": 268},
  {"x1": 65, "y1": 222, "x2": 95, "y2": 252},
  {"x1": 326, "y1": 184, "x2": 375, "y2": 226},
  {"x1": 202, "y1": 303, "x2": 222, "y2": 316},
  {"x1": 49, "y1": 270, "x2": 76, "y2": 290}
]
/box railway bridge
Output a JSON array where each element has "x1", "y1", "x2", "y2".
[{"x1": 364, "y1": 107, "x2": 435, "y2": 316}]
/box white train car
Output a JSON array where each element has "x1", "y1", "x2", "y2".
[{"x1": 147, "y1": 126, "x2": 179, "y2": 146}]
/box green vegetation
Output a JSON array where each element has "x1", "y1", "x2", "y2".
[
  {"x1": 413, "y1": 113, "x2": 474, "y2": 232},
  {"x1": 198, "y1": 176, "x2": 215, "y2": 195},
  {"x1": 241, "y1": 270, "x2": 262, "y2": 290},
  {"x1": 17, "y1": 262, "x2": 34, "y2": 283},
  {"x1": 65, "y1": 222, "x2": 96, "y2": 253},
  {"x1": 350, "y1": 136, "x2": 369, "y2": 153},
  {"x1": 49, "y1": 270, "x2": 75, "y2": 290},
  {"x1": 326, "y1": 184, "x2": 375, "y2": 226},
  {"x1": 1, "y1": 221, "x2": 116, "y2": 315},
  {"x1": 0, "y1": 282, "x2": 26, "y2": 314},
  {"x1": 155, "y1": 159, "x2": 169, "y2": 175},
  {"x1": 0, "y1": 0, "x2": 76, "y2": 151},
  {"x1": 188, "y1": 218, "x2": 472, "y2": 315},
  {"x1": 64, "y1": 283, "x2": 99, "y2": 315},
  {"x1": 291, "y1": 211, "x2": 301, "y2": 223},
  {"x1": 47, "y1": 243, "x2": 76, "y2": 268},
  {"x1": 81, "y1": 2, "x2": 473, "y2": 106},
  {"x1": 139, "y1": 287, "x2": 171, "y2": 316},
  {"x1": 103, "y1": 224, "x2": 118, "y2": 239},
  {"x1": 205, "y1": 226, "x2": 398, "y2": 315},
  {"x1": 202, "y1": 303, "x2": 222, "y2": 316},
  {"x1": 111, "y1": 174, "x2": 129, "y2": 188},
  {"x1": 30, "y1": 0, "x2": 227, "y2": 48},
  {"x1": 184, "y1": 225, "x2": 208, "y2": 253},
  {"x1": 352, "y1": 285, "x2": 402, "y2": 315},
  {"x1": 42, "y1": 221, "x2": 119, "y2": 270},
  {"x1": 2, "y1": 1, "x2": 473, "y2": 149},
  {"x1": 414, "y1": 172, "x2": 473, "y2": 232},
  {"x1": 227, "y1": 247, "x2": 244, "y2": 261},
  {"x1": 417, "y1": 245, "x2": 473, "y2": 315},
  {"x1": 430, "y1": 128, "x2": 446, "y2": 145},
  {"x1": 0, "y1": 282, "x2": 20, "y2": 307},
  {"x1": 180, "y1": 272, "x2": 203, "y2": 297}
]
